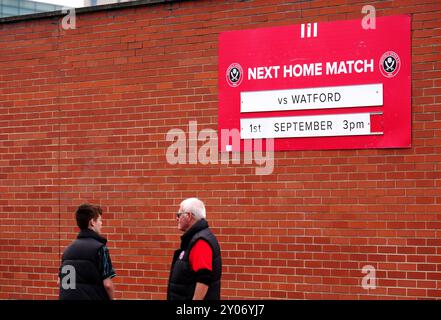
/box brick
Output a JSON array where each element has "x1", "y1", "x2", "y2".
[{"x1": 0, "y1": 0, "x2": 441, "y2": 301}]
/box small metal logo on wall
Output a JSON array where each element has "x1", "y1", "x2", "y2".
[
  {"x1": 301, "y1": 22, "x2": 318, "y2": 38},
  {"x1": 379, "y1": 51, "x2": 401, "y2": 78}
]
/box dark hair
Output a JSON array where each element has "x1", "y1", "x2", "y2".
[{"x1": 75, "y1": 203, "x2": 102, "y2": 230}]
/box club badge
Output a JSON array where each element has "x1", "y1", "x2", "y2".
[
  {"x1": 379, "y1": 51, "x2": 401, "y2": 78},
  {"x1": 226, "y1": 63, "x2": 243, "y2": 87}
]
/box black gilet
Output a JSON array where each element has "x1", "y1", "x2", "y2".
[
  {"x1": 59, "y1": 229, "x2": 109, "y2": 300},
  {"x1": 167, "y1": 219, "x2": 222, "y2": 300}
]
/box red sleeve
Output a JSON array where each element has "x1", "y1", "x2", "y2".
[{"x1": 189, "y1": 239, "x2": 213, "y2": 272}]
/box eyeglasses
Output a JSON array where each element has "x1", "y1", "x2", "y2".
[
  {"x1": 176, "y1": 212, "x2": 193, "y2": 218},
  {"x1": 176, "y1": 212, "x2": 187, "y2": 218}
]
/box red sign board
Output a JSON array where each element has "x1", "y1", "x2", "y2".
[{"x1": 218, "y1": 15, "x2": 411, "y2": 151}]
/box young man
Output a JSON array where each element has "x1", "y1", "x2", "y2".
[
  {"x1": 59, "y1": 203, "x2": 116, "y2": 300},
  {"x1": 167, "y1": 198, "x2": 222, "y2": 300}
]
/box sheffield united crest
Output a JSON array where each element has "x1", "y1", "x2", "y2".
[
  {"x1": 379, "y1": 51, "x2": 401, "y2": 78},
  {"x1": 226, "y1": 63, "x2": 243, "y2": 87}
]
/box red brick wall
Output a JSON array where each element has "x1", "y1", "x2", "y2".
[{"x1": 0, "y1": 0, "x2": 440, "y2": 299}]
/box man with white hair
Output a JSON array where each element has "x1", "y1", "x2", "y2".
[{"x1": 167, "y1": 198, "x2": 222, "y2": 300}]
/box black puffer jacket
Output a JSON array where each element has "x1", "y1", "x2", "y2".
[
  {"x1": 167, "y1": 219, "x2": 222, "y2": 300},
  {"x1": 59, "y1": 229, "x2": 109, "y2": 300}
]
